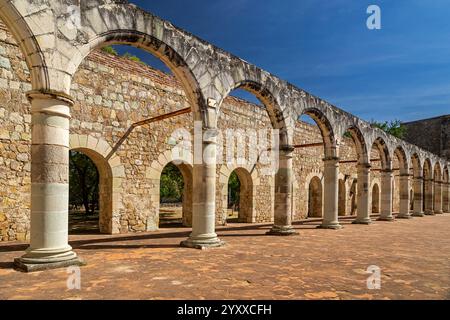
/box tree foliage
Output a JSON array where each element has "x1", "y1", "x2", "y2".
[
  {"x1": 123, "y1": 52, "x2": 146, "y2": 65},
  {"x1": 101, "y1": 46, "x2": 118, "y2": 56},
  {"x1": 370, "y1": 119, "x2": 406, "y2": 139},
  {"x1": 69, "y1": 151, "x2": 99, "y2": 214},
  {"x1": 160, "y1": 163, "x2": 184, "y2": 203},
  {"x1": 228, "y1": 171, "x2": 240, "y2": 209}
]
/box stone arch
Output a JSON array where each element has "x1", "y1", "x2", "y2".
[
  {"x1": 63, "y1": 4, "x2": 212, "y2": 123},
  {"x1": 411, "y1": 153, "x2": 422, "y2": 178},
  {"x1": 300, "y1": 108, "x2": 337, "y2": 158},
  {"x1": 371, "y1": 137, "x2": 392, "y2": 170},
  {"x1": 394, "y1": 146, "x2": 409, "y2": 174},
  {"x1": 69, "y1": 134, "x2": 123, "y2": 234},
  {"x1": 341, "y1": 125, "x2": 369, "y2": 164},
  {"x1": 0, "y1": 2, "x2": 48, "y2": 91},
  {"x1": 147, "y1": 150, "x2": 193, "y2": 227},
  {"x1": 307, "y1": 175, "x2": 323, "y2": 218},
  {"x1": 371, "y1": 181, "x2": 380, "y2": 214},
  {"x1": 219, "y1": 164, "x2": 259, "y2": 224},
  {"x1": 220, "y1": 80, "x2": 288, "y2": 130}
]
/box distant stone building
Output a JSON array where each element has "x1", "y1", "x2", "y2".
[{"x1": 403, "y1": 115, "x2": 450, "y2": 160}]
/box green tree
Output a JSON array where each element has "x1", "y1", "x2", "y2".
[
  {"x1": 228, "y1": 171, "x2": 240, "y2": 209},
  {"x1": 370, "y1": 119, "x2": 406, "y2": 139},
  {"x1": 160, "y1": 163, "x2": 184, "y2": 203},
  {"x1": 123, "y1": 52, "x2": 147, "y2": 65},
  {"x1": 69, "y1": 151, "x2": 99, "y2": 214},
  {"x1": 101, "y1": 46, "x2": 118, "y2": 56}
]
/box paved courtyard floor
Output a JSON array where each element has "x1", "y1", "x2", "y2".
[{"x1": 0, "y1": 214, "x2": 449, "y2": 300}]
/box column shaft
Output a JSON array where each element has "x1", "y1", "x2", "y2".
[
  {"x1": 434, "y1": 181, "x2": 443, "y2": 214},
  {"x1": 424, "y1": 178, "x2": 435, "y2": 215},
  {"x1": 181, "y1": 127, "x2": 224, "y2": 248},
  {"x1": 319, "y1": 157, "x2": 342, "y2": 229},
  {"x1": 14, "y1": 92, "x2": 82, "y2": 272},
  {"x1": 378, "y1": 169, "x2": 395, "y2": 221},
  {"x1": 267, "y1": 145, "x2": 297, "y2": 235},
  {"x1": 397, "y1": 174, "x2": 412, "y2": 219},
  {"x1": 353, "y1": 163, "x2": 372, "y2": 224},
  {"x1": 412, "y1": 176, "x2": 425, "y2": 217}
]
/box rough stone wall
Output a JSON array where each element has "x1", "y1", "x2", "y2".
[
  {"x1": 403, "y1": 116, "x2": 450, "y2": 160},
  {"x1": 0, "y1": 22, "x2": 393, "y2": 241}
]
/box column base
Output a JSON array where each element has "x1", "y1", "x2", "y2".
[
  {"x1": 434, "y1": 210, "x2": 443, "y2": 215},
  {"x1": 14, "y1": 257, "x2": 84, "y2": 272},
  {"x1": 13, "y1": 246, "x2": 84, "y2": 272},
  {"x1": 180, "y1": 235, "x2": 225, "y2": 250},
  {"x1": 266, "y1": 225, "x2": 298, "y2": 236},
  {"x1": 424, "y1": 211, "x2": 435, "y2": 216},
  {"x1": 377, "y1": 216, "x2": 395, "y2": 222},
  {"x1": 352, "y1": 217, "x2": 372, "y2": 225},
  {"x1": 317, "y1": 222, "x2": 342, "y2": 230},
  {"x1": 412, "y1": 212, "x2": 425, "y2": 217},
  {"x1": 397, "y1": 214, "x2": 413, "y2": 219}
]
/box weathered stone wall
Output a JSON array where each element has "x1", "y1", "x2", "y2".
[
  {"x1": 0, "y1": 21, "x2": 393, "y2": 241},
  {"x1": 403, "y1": 115, "x2": 450, "y2": 161}
]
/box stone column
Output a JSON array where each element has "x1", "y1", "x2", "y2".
[
  {"x1": 319, "y1": 157, "x2": 342, "y2": 229},
  {"x1": 434, "y1": 180, "x2": 443, "y2": 214},
  {"x1": 443, "y1": 183, "x2": 450, "y2": 213},
  {"x1": 14, "y1": 92, "x2": 83, "y2": 272},
  {"x1": 397, "y1": 173, "x2": 412, "y2": 219},
  {"x1": 267, "y1": 145, "x2": 297, "y2": 235},
  {"x1": 181, "y1": 126, "x2": 224, "y2": 249},
  {"x1": 378, "y1": 169, "x2": 395, "y2": 221},
  {"x1": 424, "y1": 177, "x2": 435, "y2": 215},
  {"x1": 353, "y1": 163, "x2": 372, "y2": 224},
  {"x1": 412, "y1": 176, "x2": 425, "y2": 217}
]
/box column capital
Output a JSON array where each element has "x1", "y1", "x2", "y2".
[
  {"x1": 357, "y1": 162, "x2": 371, "y2": 169},
  {"x1": 27, "y1": 90, "x2": 73, "y2": 118},
  {"x1": 280, "y1": 144, "x2": 295, "y2": 153},
  {"x1": 26, "y1": 90, "x2": 74, "y2": 106},
  {"x1": 381, "y1": 168, "x2": 394, "y2": 174},
  {"x1": 323, "y1": 156, "x2": 340, "y2": 162}
]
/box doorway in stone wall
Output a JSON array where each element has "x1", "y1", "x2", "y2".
[
  {"x1": 226, "y1": 169, "x2": 253, "y2": 223},
  {"x1": 159, "y1": 162, "x2": 193, "y2": 228},
  {"x1": 69, "y1": 149, "x2": 111, "y2": 234},
  {"x1": 308, "y1": 176, "x2": 323, "y2": 218},
  {"x1": 372, "y1": 183, "x2": 380, "y2": 214}
]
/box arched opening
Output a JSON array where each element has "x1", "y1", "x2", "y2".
[
  {"x1": 341, "y1": 126, "x2": 369, "y2": 221},
  {"x1": 411, "y1": 153, "x2": 423, "y2": 215},
  {"x1": 159, "y1": 162, "x2": 193, "y2": 228},
  {"x1": 372, "y1": 183, "x2": 380, "y2": 214},
  {"x1": 338, "y1": 179, "x2": 346, "y2": 216},
  {"x1": 69, "y1": 149, "x2": 112, "y2": 234},
  {"x1": 349, "y1": 179, "x2": 357, "y2": 215},
  {"x1": 308, "y1": 176, "x2": 323, "y2": 218},
  {"x1": 226, "y1": 168, "x2": 254, "y2": 223},
  {"x1": 370, "y1": 137, "x2": 392, "y2": 218},
  {"x1": 220, "y1": 84, "x2": 287, "y2": 225}
]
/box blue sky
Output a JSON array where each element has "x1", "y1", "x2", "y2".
[{"x1": 114, "y1": 0, "x2": 450, "y2": 122}]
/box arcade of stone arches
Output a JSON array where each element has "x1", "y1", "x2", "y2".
[{"x1": 0, "y1": 0, "x2": 448, "y2": 271}]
